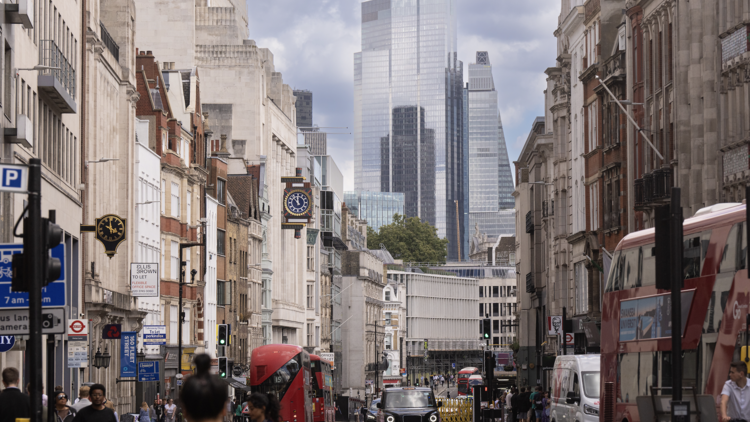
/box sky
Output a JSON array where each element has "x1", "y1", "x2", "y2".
[{"x1": 246, "y1": 0, "x2": 559, "y2": 191}]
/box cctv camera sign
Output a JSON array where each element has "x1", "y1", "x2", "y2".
[{"x1": 131, "y1": 263, "x2": 159, "y2": 297}]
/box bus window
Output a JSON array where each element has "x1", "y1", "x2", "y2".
[
  {"x1": 641, "y1": 244, "x2": 655, "y2": 287},
  {"x1": 622, "y1": 248, "x2": 641, "y2": 290},
  {"x1": 704, "y1": 272, "x2": 734, "y2": 334},
  {"x1": 618, "y1": 353, "x2": 639, "y2": 403},
  {"x1": 605, "y1": 250, "x2": 623, "y2": 292},
  {"x1": 720, "y1": 224, "x2": 741, "y2": 273},
  {"x1": 683, "y1": 349, "x2": 699, "y2": 390},
  {"x1": 683, "y1": 231, "x2": 711, "y2": 279},
  {"x1": 638, "y1": 352, "x2": 657, "y2": 396},
  {"x1": 741, "y1": 222, "x2": 747, "y2": 270}
]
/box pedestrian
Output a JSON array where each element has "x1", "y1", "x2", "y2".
[
  {"x1": 447, "y1": 392, "x2": 451, "y2": 399},
  {"x1": 139, "y1": 402, "x2": 151, "y2": 422},
  {"x1": 531, "y1": 386, "x2": 543, "y2": 422},
  {"x1": 104, "y1": 400, "x2": 119, "y2": 422},
  {"x1": 540, "y1": 393, "x2": 550, "y2": 422},
  {"x1": 0, "y1": 367, "x2": 31, "y2": 422},
  {"x1": 153, "y1": 399, "x2": 163, "y2": 422},
  {"x1": 164, "y1": 398, "x2": 177, "y2": 422},
  {"x1": 71, "y1": 386, "x2": 91, "y2": 412},
  {"x1": 244, "y1": 392, "x2": 281, "y2": 422},
  {"x1": 70, "y1": 384, "x2": 117, "y2": 422},
  {"x1": 235, "y1": 399, "x2": 243, "y2": 422},
  {"x1": 505, "y1": 388, "x2": 514, "y2": 422},
  {"x1": 720, "y1": 361, "x2": 750, "y2": 422},
  {"x1": 177, "y1": 354, "x2": 229, "y2": 422},
  {"x1": 53, "y1": 391, "x2": 75, "y2": 422}
]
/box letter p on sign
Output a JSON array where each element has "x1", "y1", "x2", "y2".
[{"x1": 0, "y1": 164, "x2": 28, "y2": 193}]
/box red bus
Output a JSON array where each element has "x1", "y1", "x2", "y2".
[
  {"x1": 250, "y1": 344, "x2": 314, "y2": 422},
  {"x1": 601, "y1": 202, "x2": 750, "y2": 422},
  {"x1": 310, "y1": 354, "x2": 334, "y2": 422},
  {"x1": 457, "y1": 367, "x2": 480, "y2": 396}
]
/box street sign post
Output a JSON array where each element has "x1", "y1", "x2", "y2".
[
  {"x1": 138, "y1": 361, "x2": 160, "y2": 382},
  {"x1": 0, "y1": 243, "x2": 66, "y2": 308},
  {"x1": 0, "y1": 164, "x2": 28, "y2": 193},
  {"x1": 67, "y1": 319, "x2": 88, "y2": 342},
  {"x1": 0, "y1": 308, "x2": 65, "y2": 335}
]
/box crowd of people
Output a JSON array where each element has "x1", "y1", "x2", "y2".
[
  {"x1": 416, "y1": 374, "x2": 454, "y2": 388},
  {"x1": 0, "y1": 355, "x2": 282, "y2": 422},
  {"x1": 496, "y1": 386, "x2": 549, "y2": 422}
]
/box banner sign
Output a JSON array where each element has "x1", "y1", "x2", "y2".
[
  {"x1": 131, "y1": 263, "x2": 159, "y2": 297},
  {"x1": 121, "y1": 331, "x2": 137, "y2": 377},
  {"x1": 548, "y1": 316, "x2": 562, "y2": 335},
  {"x1": 143, "y1": 325, "x2": 166, "y2": 345},
  {"x1": 619, "y1": 290, "x2": 695, "y2": 342}
]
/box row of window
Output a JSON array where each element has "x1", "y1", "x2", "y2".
[
  {"x1": 478, "y1": 285, "x2": 514, "y2": 298},
  {"x1": 479, "y1": 303, "x2": 517, "y2": 317}
]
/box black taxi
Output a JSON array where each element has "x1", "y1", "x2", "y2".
[{"x1": 377, "y1": 387, "x2": 442, "y2": 422}]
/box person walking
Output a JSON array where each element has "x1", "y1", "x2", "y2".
[
  {"x1": 153, "y1": 399, "x2": 164, "y2": 422},
  {"x1": 139, "y1": 402, "x2": 151, "y2": 422},
  {"x1": 447, "y1": 392, "x2": 451, "y2": 399},
  {"x1": 178, "y1": 354, "x2": 231, "y2": 422},
  {"x1": 53, "y1": 391, "x2": 75, "y2": 422},
  {"x1": 721, "y1": 361, "x2": 750, "y2": 422},
  {"x1": 104, "y1": 400, "x2": 119, "y2": 422},
  {"x1": 245, "y1": 392, "x2": 281, "y2": 422},
  {"x1": 505, "y1": 388, "x2": 515, "y2": 422},
  {"x1": 540, "y1": 392, "x2": 550, "y2": 422},
  {"x1": 531, "y1": 386, "x2": 543, "y2": 422},
  {"x1": 0, "y1": 367, "x2": 31, "y2": 422},
  {"x1": 164, "y1": 398, "x2": 177, "y2": 422},
  {"x1": 71, "y1": 384, "x2": 117, "y2": 422},
  {"x1": 71, "y1": 386, "x2": 91, "y2": 412}
]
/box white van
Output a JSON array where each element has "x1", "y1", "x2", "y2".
[{"x1": 549, "y1": 355, "x2": 600, "y2": 422}]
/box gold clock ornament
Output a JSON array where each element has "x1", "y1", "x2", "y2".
[{"x1": 81, "y1": 214, "x2": 127, "y2": 258}]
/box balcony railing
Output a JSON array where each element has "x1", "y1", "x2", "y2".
[
  {"x1": 635, "y1": 167, "x2": 674, "y2": 208},
  {"x1": 525, "y1": 211, "x2": 534, "y2": 234},
  {"x1": 526, "y1": 273, "x2": 535, "y2": 294},
  {"x1": 542, "y1": 200, "x2": 555, "y2": 217},
  {"x1": 100, "y1": 22, "x2": 120, "y2": 63},
  {"x1": 653, "y1": 167, "x2": 673, "y2": 200},
  {"x1": 634, "y1": 178, "x2": 644, "y2": 207},
  {"x1": 38, "y1": 40, "x2": 76, "y2": 113}
]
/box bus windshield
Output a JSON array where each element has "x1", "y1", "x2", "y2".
[
  {"x1": 253, "y1": 355, "x2": 301, "y2": 399},
  {"x1": 385, "y1": 391, "x2": 436, "y2": 408},
  {"x1": 582, "y1": 372, "x2": 600, "y2": 398}
]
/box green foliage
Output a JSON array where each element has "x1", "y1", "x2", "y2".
[{"x1": 367, "y1": 214, "x2": 449, "y2": 264}]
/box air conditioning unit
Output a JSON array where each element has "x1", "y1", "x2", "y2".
[
  {"x1": 5, "y1": 0, "x2": 34, "y2": 29},
  {"x1": 4, "y1": 114, "x2": 33, "y2": 148}
]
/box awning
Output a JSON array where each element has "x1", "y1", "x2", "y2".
[{"x1": 224, "y1": 377, "x2": 252, "y2": 392}]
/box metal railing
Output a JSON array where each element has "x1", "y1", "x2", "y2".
[
  {"x1": 634, "y1": 178, "x2": 644, "y2": 207},
  {"x1": 39, "y1": 40, "x2": 76, "y2": 99},
  {"x1": 653, "y1": 167, "x2": 673, "y2": 200},
  {"x1": 100, "y1": 22, "x2": 120, "y2": 62},
  {"x1": 525, "y1": 211, "x2": 533, "y2": 234}
]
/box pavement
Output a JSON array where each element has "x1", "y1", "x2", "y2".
[{"x1": 434, "y1": 384, "x2": 458, "y2": 398}]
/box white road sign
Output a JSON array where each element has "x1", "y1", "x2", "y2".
[
  {"x1": 68, "y1": 344, "x2": 88, "y2": 368},
  {"x1": 131, "y1": 263, "x2": 159, "y2": 297},
  {"x1": 0, "y1": 308, "x2": 65, "y2": 335},
  {"x1": 0, "y1": 164, "x2": 28, "y2": 193}
]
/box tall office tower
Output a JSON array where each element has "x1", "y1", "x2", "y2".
[
  {"x1": 467, "y1": 52, "x2": 515, "y2": 251},
  {"x1": 354, "y1": 0, "x2": 464, "y2": 260},
  {"x1": 462, "y1": 83, "x2": 470, "y2": 261},
  {"x1": 294, "y1": 89, "x2": 313, "y2": 129}
]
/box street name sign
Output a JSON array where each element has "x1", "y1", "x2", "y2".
[
  {"x1": 0, "y1": 243, "x2": 66, "y2": 308},
  {"x1": 143, "y1": 325, "x2": 166, "y2": 345},
  {"x1": 0, "y1": 164, "x2": 28, "y2": 193},
  {"x1": 138, "y1": 361, "x2": 160, "y2": 382},
  {"x1": 121, "y1": 332, "x2": 137, "y2": 377},
  {"x1": 0, "y1": 308, "x2": 65, "y2": 335}
]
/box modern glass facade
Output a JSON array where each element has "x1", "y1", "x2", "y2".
[
  {"x1": 344, "y1": 190, "x2": 405, "y2": 232},
  {"x1": 462, "y1": 84, "x2": 470, "y2": 261},
  {"x1": 354, "y1": 0, "x2": 464, "y2": 260},
  {"x1": 467, "y1": 52, "x2": 516, "y2": 245}
]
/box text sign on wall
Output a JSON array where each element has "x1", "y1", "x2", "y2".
[
  {"x1": 121, "y1": 331, "x2": 137, "y2": 377},
  {"x1": 68, "y1": 344, "x2": 88, "y2": 368},
  {"x1": 131, "y1": 263, "x2": 159, "y2": 297},
  {"x1": 143, "y1": 325, "x2": 166, "y2": 345}
]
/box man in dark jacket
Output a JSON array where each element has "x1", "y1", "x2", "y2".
[{"x1": 0, "y1": 367, "x2": 31, "y2": 422}]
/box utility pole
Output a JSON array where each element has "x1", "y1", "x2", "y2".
[
  {"x1": 178, "y1": 222, "x2": 205, "y2": 381},
  {"x1": 28, "y1": 158, "x2": 43, "y2": 422}
]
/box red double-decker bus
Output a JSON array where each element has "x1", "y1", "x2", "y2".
[
  {"x1": 601, "y1": 202, "x2": 750, "y2": 422},
  {"x1": 310, "y1": 355, "x2": 334, "y2": 422},
  {"x1": 250, "y1": 344, "x2": 313, "y2": 422},
  {"x1": 457, "y1": 367, "x2": 480, "y2": 396}
]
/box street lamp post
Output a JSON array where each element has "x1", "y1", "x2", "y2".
[{"x1": 178, "y1": 221, "x2": 206, "y2": 380}]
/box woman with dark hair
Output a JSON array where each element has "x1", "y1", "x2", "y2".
[
  {"x1": 244, "y1": 392, "x2": 281, "y2": 422},
  {"x1": 179, "y1": 354, "x2": 229, "y2": 422}
]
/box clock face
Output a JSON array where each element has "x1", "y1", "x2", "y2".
[
  {"x1": 286, "y1": 191, "x2": 310, "y2": 215},
  {"x1": 97, "y1": 215, "x2": 126, "y2": 243}
]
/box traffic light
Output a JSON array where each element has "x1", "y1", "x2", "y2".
[
  {"x1": 482, "y1": 318, "x2": 491, "y2": 339},
  {"x1": 42, "y1": 218, "x2": 63, "y2": 286},
  {"x1": 218, "y1": 324, "x2": 227, "y2": 346},
  {"x1": 218, "y1": 357, "x2": 227, "y2": 378}
]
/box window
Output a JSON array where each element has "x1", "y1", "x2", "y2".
[
  {"x1": 575, "y1": 261, "x2": 588, "y2": 314},
  {"x1": 493, "y1": 319, "x2": 499, "y2": 333},
  {"x1": 182, "y1": 308, "x2": 190, "y2": 344},
  {"x1": 171, "y1": 182, "x2": 180, "y2": 218},
  {"x1": 385, "y1": 334, "x2": 392, "y2": 350},
  {"x1": 590, "y1": 182, "x2": 600, "y2": 231},
  {"x1": 187, "y1": 190, "x2": 192, "y2": 223},
  {"x1": 587, "y1": 101, "x2": 598, "y2": 152},
  {"x1": 171, "y1": 241, "x2": 179, "y2": 280},
  {"x1": 169, "y1": 305, "x2": 178, "y2": 344},
  {"x1": 307, "y1": 246, "x2": 314, "y2": 270},
  {"x1": 307, "y1": 284, "x2": 314, "y2": 309},
  {"x1": 492, "y1": 303, "x2": 499, "y2": 317},
  {"x1": 217, "y1": 179, "x2": 226, "y2": 205},
  {"x1": 217, "y1": 280, "x2": 231, "y2": 306},
  {"x1": 479, "y1": 303, "x2": 484, "y2": 317},
  {"x1": 217, "y1": 230, "x2": 226, "y2": 256},
  {"x1": 185, "y1": 249, "x2": 190, "y2": 282},
  {"x1": 492, "y1": 286, "x2": 498, "y2": 297},
  {"x1": 385, "y1": 290, "x2": 391, "y2": 301},
  {"x1": 479, "y1": 287, "x2": 484, "y2": 298},
  {"x1": 161, "y1": 179, "x2": 166, "y2": 214},
  {"x1": 307, "y1": 323, "x2": 314, "y2": 346},
  {"x1": 4, "y1": 43, "x2": 11, "y2": 113},
  {"x1": 385, "y1": 313, "x2": 392, "y2": 326},
  {"x1": 161, "y1": 239, "x2": 165, "y2": 278}
]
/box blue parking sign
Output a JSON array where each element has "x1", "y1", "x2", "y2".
[
  {"x1": 0, "y1": 164, "x2": 28, "y2": 193},
  {"x1": 0, "y1": 243, "x2": 66, "y2": 308}
]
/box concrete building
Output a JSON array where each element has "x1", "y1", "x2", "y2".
[
  {"x1": 467, "y1": 52, "x2": 516, "y2": 245},
  {"x1": 340, "y1": 208, "x2": 386, "y2": 398},
  {"x1": 383, "y1": 269, "x2": 480, "y2": 386},
  {"x1": 294, "y1": 89, "x2": 313, "y2": 129},
  {"x1": 354, "y1": 0, "x2": 465, "y2": 260},
  {"x1": 344, "y1": 191, "x2": 405, "y2": 232}
]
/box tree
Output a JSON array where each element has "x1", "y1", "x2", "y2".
[{"x1": 367, "y1": 214, "x2": 449, "y2": 263}]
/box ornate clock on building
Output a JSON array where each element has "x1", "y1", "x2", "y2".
[
  {"x1": 81, "y1": 214, "x2": 127, "y2": 258},
  {"x1": 285, "y1": 191, "x2": 311, "y2": 216}
]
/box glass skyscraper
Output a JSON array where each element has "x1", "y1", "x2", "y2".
[
  {"x1": 467, "y1": 52, "x2": 515, "y2": 248},
  {"x1": 354, "y1": 0, "x2": 465, "y2": 260},
  {"x1": 344, "y1": 191, "x2": 405, "y2": 232}
]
